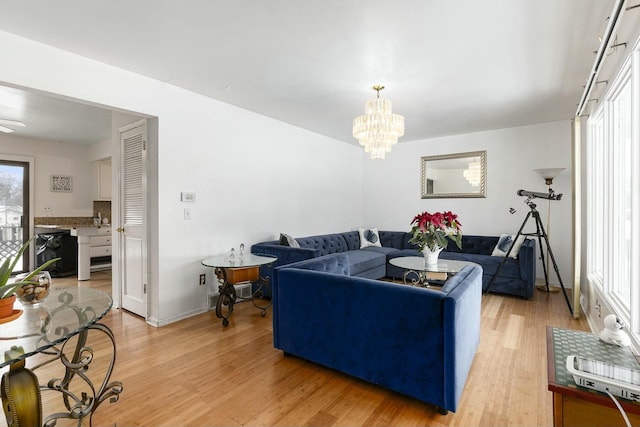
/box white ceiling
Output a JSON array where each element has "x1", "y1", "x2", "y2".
[
  {"x1": 0, "y1": 85, "x2": 113, "y2": 144},
  {"x1": 0, "y1": 0, "x2": 619, "y2": 145}
]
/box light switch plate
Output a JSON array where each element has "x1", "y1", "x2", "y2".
[
  {"x1": 184, "y1": 208, "x2": 191, "y2": 220},
  {"x1": 181, "y1": 192, "x2": 196, "y2": 202}
]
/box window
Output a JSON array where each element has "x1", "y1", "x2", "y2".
[
  {"x1": 587, "y1": 108, "x2": 604, "y2": 287},
  {"x1": 0, "y1": 159, "x2": 30, "y2": 273},
  {"x1": 586, "y1": 54, "x2": 637, "y2": 325},
  {"x1": 610, "y1": 74, "x2": 632, "y2": 309}
]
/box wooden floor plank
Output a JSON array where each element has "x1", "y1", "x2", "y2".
[{"x1": 0, "y1": 272, "x2": 588, "y2": 426}]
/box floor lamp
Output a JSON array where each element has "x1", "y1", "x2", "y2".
[{"x1": 534, "y1": 168, "x2": 566, "y2": 293}]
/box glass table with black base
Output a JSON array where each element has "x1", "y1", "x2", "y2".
[
  {"x1": 201, "y1": 254, "x2": 277, "y2": 327},
  {"x1": 389, "y1": 256, "x2": 480, "y2": 287}
]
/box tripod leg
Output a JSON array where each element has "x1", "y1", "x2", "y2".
[
  {"x1": 484, "y1": 211, "x2": 532, "y2": 295},
  {"x1": 533, "y1": 211, "x2": 552, "y2": 292},
  {"x1": 535, "y1": 213, "x2": 573, "y2": 315}
]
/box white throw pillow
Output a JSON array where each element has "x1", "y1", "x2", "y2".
[
  {"x1": 359, "y1": 227, "x2": 382, "y2": 248},
  {"x1": 491, "y1": 234, "x2": 526, "y2": 258},
  {"x1": 279, "y1": 233, "x2": 300, "y2": 248}
]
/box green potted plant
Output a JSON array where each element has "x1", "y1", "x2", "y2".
[{"x1": 0, "y1": 237, "x2": 61, "y2": 318}]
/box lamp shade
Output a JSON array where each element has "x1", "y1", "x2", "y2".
[{"x1": 534, "y1": 168, "x2": 565, "y2": 185}]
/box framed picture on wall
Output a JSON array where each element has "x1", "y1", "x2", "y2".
[{"x1": 50, "y1": 175, "x2": 72, "y2": 193}]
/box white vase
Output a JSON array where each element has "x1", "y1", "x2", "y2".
[{"x1": 422, "y1": 245, "x2": 443, "y2": 269}]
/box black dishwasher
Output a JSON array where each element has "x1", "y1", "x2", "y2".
[{"x1": 36, "y1": 231, "x2": 77, "y2": 277}]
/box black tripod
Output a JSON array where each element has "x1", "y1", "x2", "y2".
[{"x1": 484, "y1": 201, "x2": 573, "y2": 315}]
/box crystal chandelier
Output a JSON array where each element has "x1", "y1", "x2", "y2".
[
  {"x1": 463, "y1": 161, "x2": 482, "y2": 186},
  {"x1": 352, "y1": 85, "x2": 405, "y2": 159}
]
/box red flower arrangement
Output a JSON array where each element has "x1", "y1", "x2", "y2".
[{"x1": 408, "y1": 211, "x2": 463, "y2": 252}]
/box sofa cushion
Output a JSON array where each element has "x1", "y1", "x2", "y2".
[
  {"x1": 339, "y1": 231, "x2": 361, "y2": 250},
  {"x1": 445, "y1": 235, "x2": 497, "y2": 255},
  {"x1": 279, "y1": 233, "x2": 300, "y2": 248},
  {"x1": 358, "y1": 227, "x2": 382, "y2": 248},
  {"x1": 343, "y1": 250, "x2": 386, "y2": 276},
  {"x1": 297, "y1": 234, "x2": 348, "y2": 256},
  {"x1": 361, "y1": 246, "x2": 400, "y2": 256},
  {"x1": 378, "y1": 231, "x2": 408, "y2": 249},
  {"x1": 440, "y1": 253, "x2": 520, "y2": 278},
  {"x1": 402, "y1": 234, "x2": 420, "y2": 250},
  {"x1": 386, "y1": 248, "x2": 420, "y2": 260},
  {"x1": 287, "y1": 253, "x2": 350, "y2": 275}
]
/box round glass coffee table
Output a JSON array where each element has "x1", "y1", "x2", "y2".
[{"x1": 389, "y1": 256, "x2": 480, "y2": 287}]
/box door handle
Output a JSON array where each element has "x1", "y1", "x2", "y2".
[{"x1": 116, "y1": 227, "x2": 125, "y2": 233}]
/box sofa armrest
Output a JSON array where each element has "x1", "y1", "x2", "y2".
[
  {"x1": 251, "y1": 242, "x2": 320, "y2": 268},
  {"x1": 442, "y1": 265, "x2": 482, "y2": 412},
  {"x1": 517, "y1": 239, "x2": 536, "y2": 286}
]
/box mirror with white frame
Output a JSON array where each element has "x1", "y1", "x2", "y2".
[{"x1": 421, "y1": 151, "x2": 486, "y2": 198}]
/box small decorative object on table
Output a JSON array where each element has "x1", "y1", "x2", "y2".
[
  {"x1": 409, "y1": 210, "x2": 462, "y2": 268},
  {"x1": 16, "y1": 271, "x2": 52, "y2": 305},
  {"x1": 0, "y1": 237, "x2": 60, "y2": 319},
  {"x1": 599, "y1": 314, "x2": 631, "y2": 347}
]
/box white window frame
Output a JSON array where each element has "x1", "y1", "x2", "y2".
[
  {"x1": 586, "y1": 107, "x2": 604, "y2": 289},
  {"x1": 586, "y1": 41, "x2": 640, "y2": 333}
]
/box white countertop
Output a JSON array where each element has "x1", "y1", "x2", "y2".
[{"x1": 36, "y1": 224, "x2": 110, "y2": 230}]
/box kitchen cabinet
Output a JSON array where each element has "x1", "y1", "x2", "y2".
[
  {"x1": 94, "y1": 159, "x2": 112, "y2": 200},
  {"x1": 70, "y1": 227, "x2": 112, "y2": 280}
]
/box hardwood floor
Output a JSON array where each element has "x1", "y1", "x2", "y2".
[{"x1": 2, "y1": 273, "x2": 588, "y2": 426}]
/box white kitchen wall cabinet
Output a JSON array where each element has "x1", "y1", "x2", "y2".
[{"x1": 93, "y1": 159, "x2": 112, "y2": 200}]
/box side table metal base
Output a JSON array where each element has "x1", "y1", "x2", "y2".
[
  {"x1": 203, "y1": 254, "x2": 277, "y2": 327},
  {"x1": 1, "y1": 358, "x2": 42, "y2": 427},
  {"x1": 251, "y1": 275, "x2": 272, "y2": 317},
  {"x1": 215, "y1": 267, "x2": 237, "y2": 327},
  {"x1": 403, "y1": 269, "x2": 431, "y2": 287},
  {"x1": 1, "y1": 323, "x2": 122, "y2": 427}
]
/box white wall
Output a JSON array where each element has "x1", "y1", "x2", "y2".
[
  {"x1": 88, "y1": 139, "x2": 111, "y2": 162},
  {"x1": 0, "y1": 30, "x2": 363, "y2": 325},
  {"x1": 362, "y1": 120, "x2": 573, "y2": 286},
  {"x1": 0, "y1": 133, "x2": 93, "y2": 217}
]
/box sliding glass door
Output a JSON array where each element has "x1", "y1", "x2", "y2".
[{"x1": 0, "y1": 160, "x2": 29, "y2": 273}]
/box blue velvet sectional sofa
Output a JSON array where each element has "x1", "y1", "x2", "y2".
[
  {"x1": 251, "y1": 230, "x2": 536, "y2": 298},
  {"x1": 272, "y1": 253, "x2": 483, "y2": 413}
]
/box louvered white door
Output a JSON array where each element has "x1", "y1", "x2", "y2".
[{"x1": 119, "y1": 121, "x2": 147, "y2": 317}]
